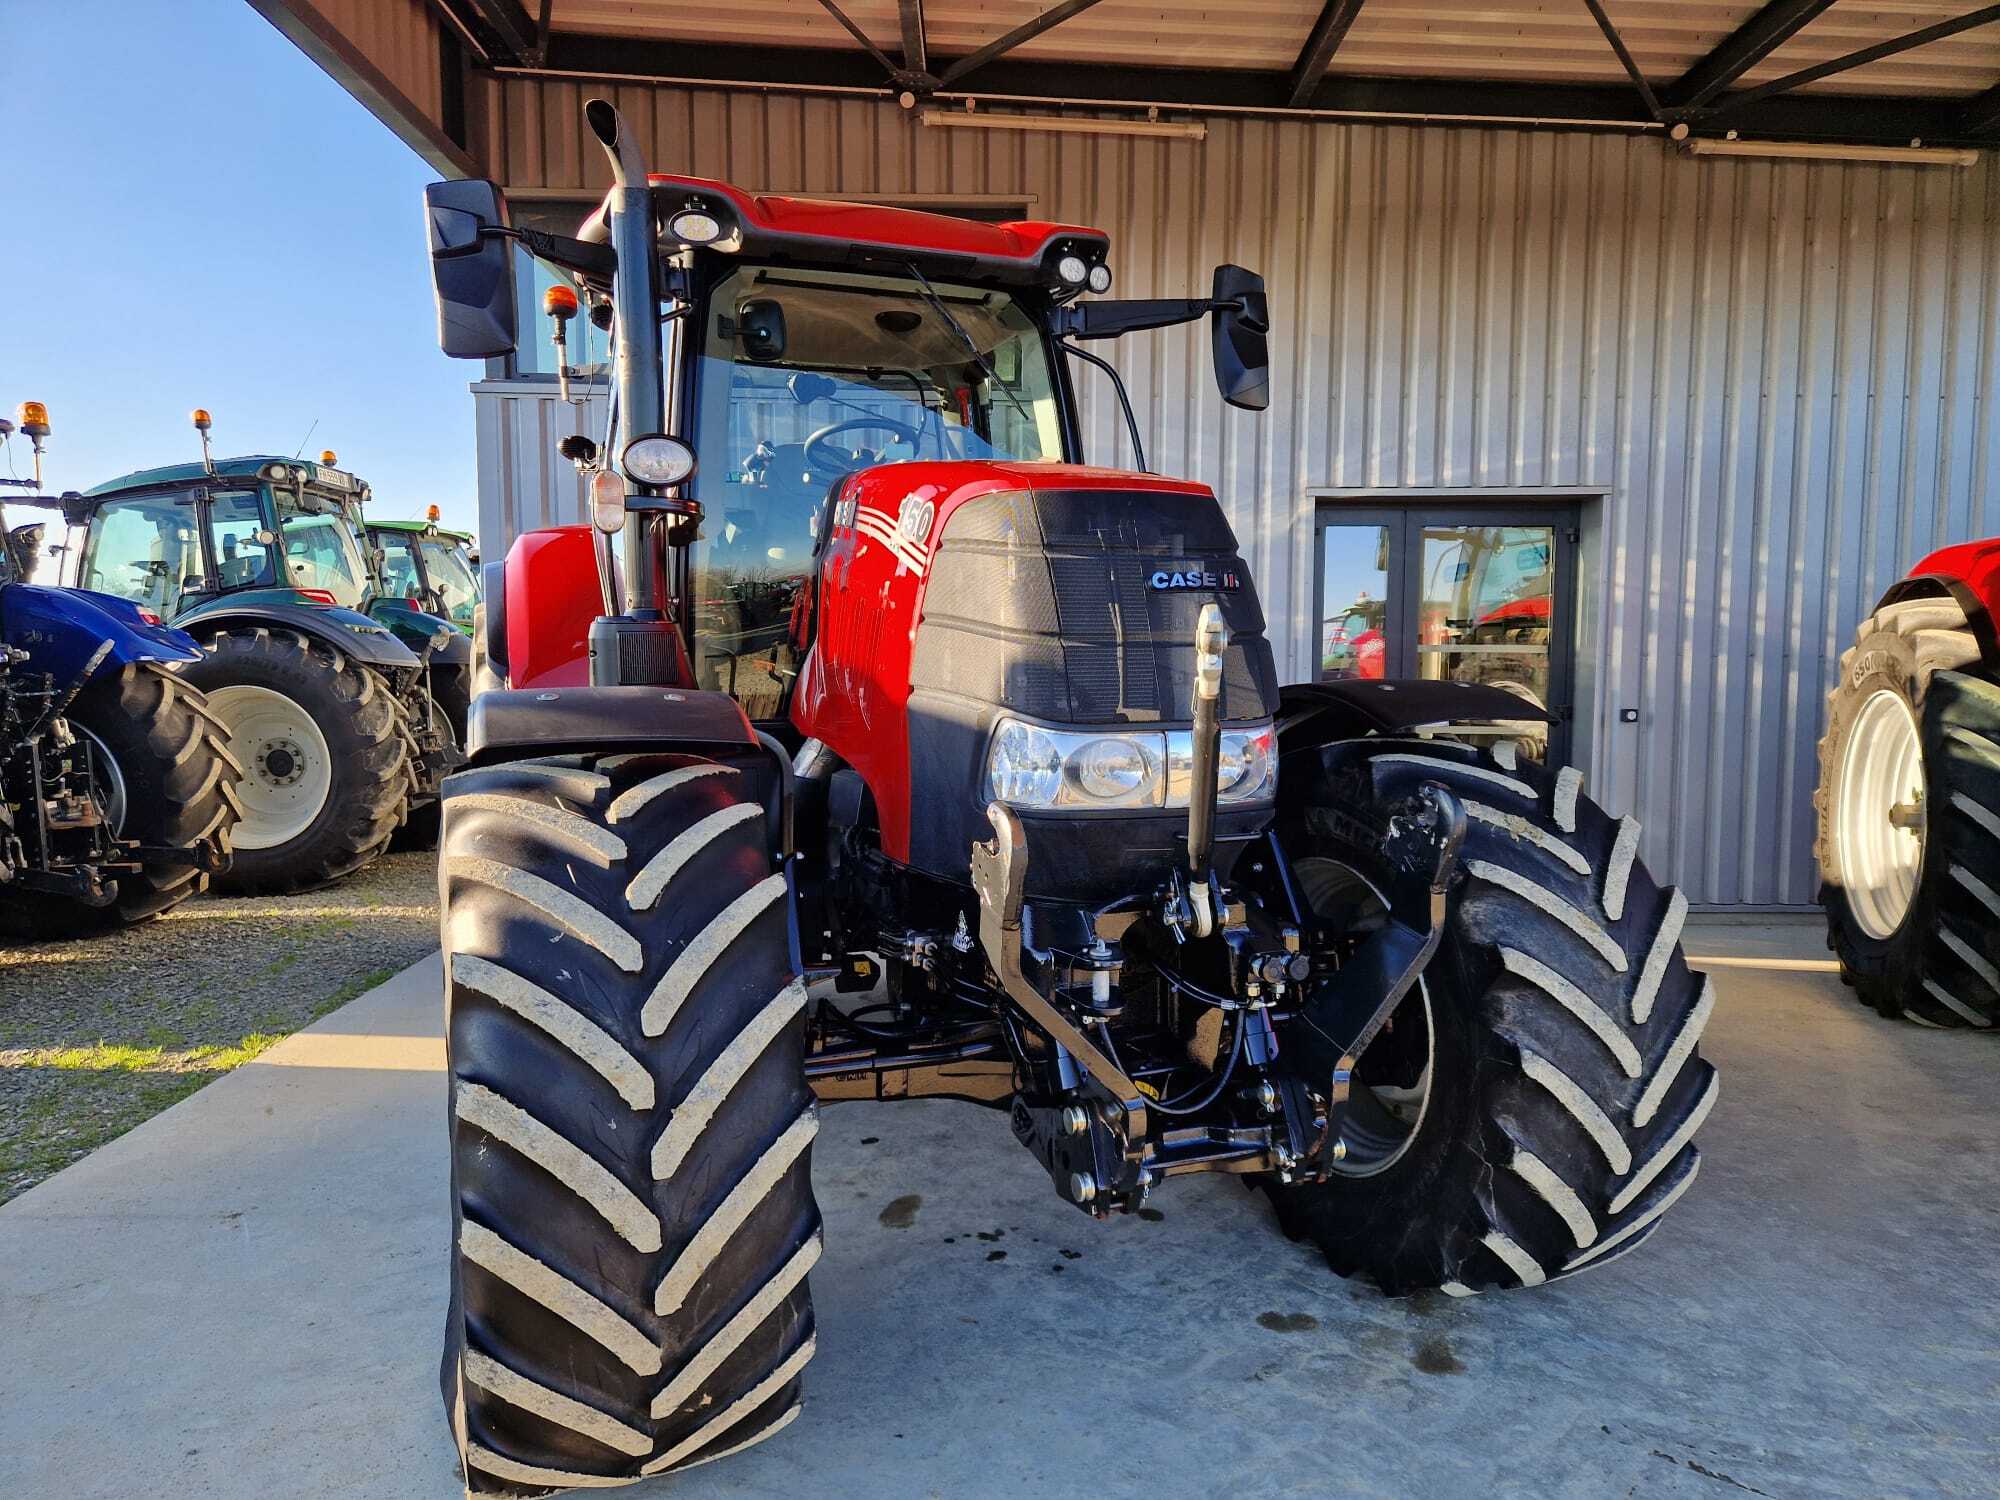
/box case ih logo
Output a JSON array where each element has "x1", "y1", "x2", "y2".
[{"x1": 1149, "y1": 566, "x2": 1240, "y2": 591}]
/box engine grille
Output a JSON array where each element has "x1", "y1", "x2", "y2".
[{"x1": 911, "y1": 488, "x2": 1278, "y2": 724}]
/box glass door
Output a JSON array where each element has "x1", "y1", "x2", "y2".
[
  {"x1": 1315, "y1": 504, "x2": 1579, "y2": 764},
  {"x1": 1316, "y1": 518, "x2": 1394, "y2": 681}
]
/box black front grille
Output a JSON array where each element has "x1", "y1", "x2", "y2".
[{"x1": 901, "y1": 486, "x2": 1280, "y2": 885}]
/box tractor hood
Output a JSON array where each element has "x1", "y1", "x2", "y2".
[{"x1": 1, "y1": 582, "x2": 202, "y2": 693}]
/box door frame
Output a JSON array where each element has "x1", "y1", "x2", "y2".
[{"x1": 1312, "y1": 499, "x2": 1583, "y2": 764}]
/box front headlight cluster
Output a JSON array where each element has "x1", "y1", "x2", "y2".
[{"x1": 986, "y1": 718, "x2": 1276, "y2": 811}]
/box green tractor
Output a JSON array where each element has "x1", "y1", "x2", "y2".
[
  {"x1": 62, "y1": 413, "x2": 433, "y2": 891},
  {"x1": 363, "y1": 510, "x2": 481, "y2": 635}
]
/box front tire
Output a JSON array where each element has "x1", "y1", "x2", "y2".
[
  {"x1": 1815, "y1": 597, "x2": 2000, "y2": 1028},
  {"x1": 1268, "y1": 738, "x2": 1717, "y2": 1294},
  {"x1": 440, "y1": 752, "x2": 819, "y2": 1494},
  {"x1": 180, "y1": 627, "x2": 409, "y2": 894}
]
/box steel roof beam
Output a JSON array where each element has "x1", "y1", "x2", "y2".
[
  {"x1": 899, "y1": 0, "x2": 928, "y2": 77},
  {"x1": 1580, "y1": 0, "x2": 1662, "y2": 120},
  {"x1": 527, "y1": 32, "x2": 1985, "y2": 147},
  {"x1": 455, "y1": 0, "x2": 539, "y2": 64},
  {"x1": 1708, "y1": 5, "x2": 2000, "y2": 118},
  {"x1": 936, "y1": 0, "x2": 1109, "y2": 88},
  {"x1": 1287, "y1": 0, "x2": 1366, "y2": 110},
  {"x1": 1666, "y1": 0, "x2": 1836, "y2": 113},
  {"x1": 1960, "y1": 81, "x2": 2000, "y2": 135},
  {"x1": 811, "y1": 0, "x2": 903, "y2": 78}
]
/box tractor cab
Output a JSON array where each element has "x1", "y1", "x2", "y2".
[
  {"x1": 364, "y1": 512, "x2": 481, "y2": 632},
  {"x1": 70, "y1": 450, "x2": 377, "y2": 623},
  {"x1": 424, "y1": 122, "x2": 1269, "y2": 720}
]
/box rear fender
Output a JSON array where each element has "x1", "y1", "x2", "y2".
[
  {"x1": 0, "y1": 582, "x2": 203, "y2": 690},
  {"x1": 174, "y1": 599, "x2": 419, "y2": 672}
]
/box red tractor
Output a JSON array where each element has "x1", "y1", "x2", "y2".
[
  {"x1": 423, "y1": 101, "x2": 1714, "y2": 1495},
  {"x1": 1816, "y1": 539, "x2": 2000, "y2": 1027}
]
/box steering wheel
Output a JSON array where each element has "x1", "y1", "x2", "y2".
[{"x1": 803, "y1": 416, "x2": 920, "y2": 477}]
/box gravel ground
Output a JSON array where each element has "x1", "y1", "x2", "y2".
[{"x1": 0, "y1": 852, "x2": 439, "y2": 1205}]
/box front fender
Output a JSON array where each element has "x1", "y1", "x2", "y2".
[
  {"x1": 465, "y1": 685, "x2": 757, "y2": 765},
  {"x1": 175, "y1": 598, "x2": 419, "y2": 671},
  {"x1": 368, "y1": 598, "x2": 471, "y2": 660},
  {"x1": 0, "y1": 581, "x2": 203, "y2": 691},
  {"x1": 1276, "y1": 679, "x2": 1551, "y2": 758},
  {"x1": 1878, "y1": 538, "x2": 2000, "y2": 667}
]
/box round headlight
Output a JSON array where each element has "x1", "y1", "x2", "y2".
[
  {"x1": 1071, "y1": 738, "x2": 1148, "y2": 800},
  {"x1": 1087, "y1": 263, "x2": 1112, "y2": 294},
  {"x1": 669, "y1": 209, "x2": 723, "y2": 244},
  {"x1": 621, "y1": 434, "x2": 698, "y2": 487},
  {"x1": 1057, "y1": 254, "x2": 1088, "y2": 286}
]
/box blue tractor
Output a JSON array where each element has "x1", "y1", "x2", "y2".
[{"x1": 0, "y1": 405, "x2": 240, "y2": 933}]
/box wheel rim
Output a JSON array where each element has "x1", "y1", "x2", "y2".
[
  {"x1": 1294, "y1": 858, "x2": 1437, "y2": 1178},
  {"x1": 1835, "y1": 686, "x2": 1927, "y2": 941},
  {"x1": 72, "y1": 723, "x2": 128, "y2": 837},
  {"x1": 204, "y1": 684, "x2": 334, "y2": 850}
]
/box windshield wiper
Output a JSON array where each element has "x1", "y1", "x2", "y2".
[{"x1": 903, "y1": 262, "x2": 1037, "y2": 440}]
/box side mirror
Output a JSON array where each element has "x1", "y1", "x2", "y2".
[
  {"x1": 6, "y1": 523, "x2": 43, "y2": 579},
  {"x1": 424, "y1": 179, "x2": 518, "y2": 359},
  {"x1": 788, "y1": 372, "x2": 835, "y2": 406},
  {"x1": 1210, "y1": 264, "x2": 1270, "y2": 412},
  {"x1": 738, "y1": 298, "x2": 788, "y2": 362}
]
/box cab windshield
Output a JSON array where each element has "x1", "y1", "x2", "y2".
[
  {"x1": 419, "y1": 537, "x2": 480, "y2": 624},
  {"x1": 688, "y1": 264, "x2": 1064, "y2": 716}
]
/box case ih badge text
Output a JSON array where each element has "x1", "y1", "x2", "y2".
[{"x1": 1150, "y1": 565, "x2": 1241, "y2": 591}]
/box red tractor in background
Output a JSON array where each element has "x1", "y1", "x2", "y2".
[
  {"x1": 1816, "y1": 538, "x2": 2000, "y2": 1028},
  {"x1": 423, "y1": 100, "x2": 1715, "y2": 1496}
]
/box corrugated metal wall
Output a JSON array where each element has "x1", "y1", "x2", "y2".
[{"x1": 466, "y1": 77, "x2": 2000, "y2": 906}]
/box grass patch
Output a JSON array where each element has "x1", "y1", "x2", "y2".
[{"x1": 1, "y1": 965, "x2": 400, "y2": 1205}]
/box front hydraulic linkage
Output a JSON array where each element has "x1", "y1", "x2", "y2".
[{"x1": 971, "y1": 801, "x2": 1153, "y2": 1212}]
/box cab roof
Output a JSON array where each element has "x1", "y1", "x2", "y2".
[
  {"x1": 368, "y1": 518, "x2": 474, "y2": 543},
  {"x1": 85, "y1": 455, "x2": 366, "y2": 497},
  {"x1": 617, "y1": 174, "x2": 1110, "y2": 290}
]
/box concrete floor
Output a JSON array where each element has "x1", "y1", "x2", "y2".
[{"x1": 2, "y1": 922, "x2": 1996, "y2": 1500}]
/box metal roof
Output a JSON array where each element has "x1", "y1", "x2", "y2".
[{"x1": 414, "y1": 0, "x2": 2000, "y2": 147}]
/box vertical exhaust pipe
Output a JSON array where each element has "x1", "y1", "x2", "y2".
[{"x1": 584, "y1": 100, "x2": 666, "y2": 621}]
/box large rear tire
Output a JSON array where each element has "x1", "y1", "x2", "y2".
[
  {"x1": 1267, "y1": 738, "x2": 1716, "y2": 1294},
  {"x1": 181, "y1": 627, "x2": 409, "y2": 894},
  {"x1": 1815, "y1": 597, "x2": 2000, "y2": 1028},
  {"x1": 440, "y1": 752, "x2": 818, "y2": 1495}
]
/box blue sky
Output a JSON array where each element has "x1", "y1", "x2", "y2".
[{"x1": 1, "y1": 0, "x2": 477, "y2": 537}]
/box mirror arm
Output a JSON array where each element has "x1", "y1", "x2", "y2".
[
  {"x1": 1053, "y1": 298, "x2": 1214, "y2": 341},
  {"x1": 503, "y1": 225, "x2": 618, "y2": 281},
  {"x1": 1058, "y1": 339, "x2": 1149, "y2": 474}
]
